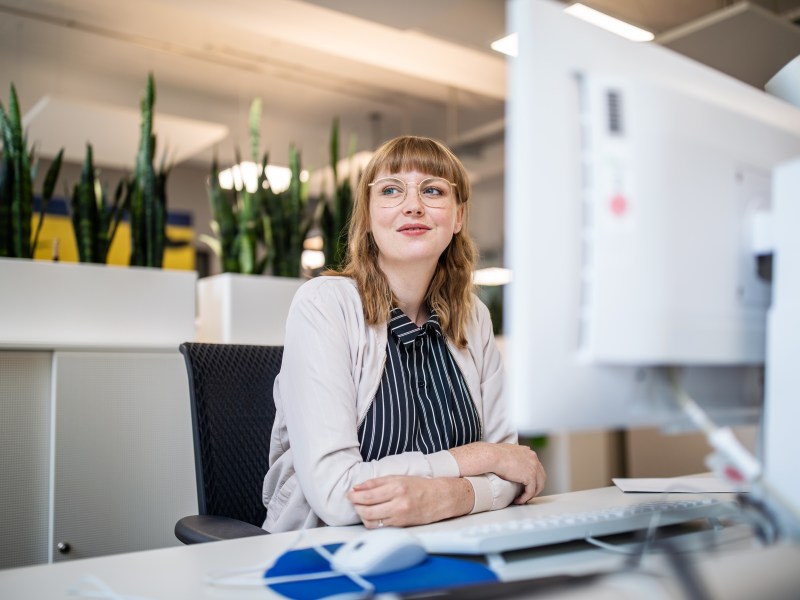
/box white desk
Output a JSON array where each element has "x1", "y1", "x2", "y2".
[{"x1": 1, "y1": 486, "x2": 799, "y2": 599}]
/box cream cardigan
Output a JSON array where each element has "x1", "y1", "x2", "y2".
[{"x1": 262, "y1": 276, "x2": 521, "y2": 533}]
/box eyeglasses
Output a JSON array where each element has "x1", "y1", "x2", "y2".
[{"x1": 368, "y1": 176, "x2": 457, "y2": 208}]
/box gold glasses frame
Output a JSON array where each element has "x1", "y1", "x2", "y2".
[{"x1": 368, "y1": 176, "x2": 457, "y2": 208}]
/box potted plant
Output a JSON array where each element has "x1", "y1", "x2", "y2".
[
  {"x1": 0, "y1": 77, "x2": 196, "y2": 348},
  {"x1": 196, "y1": 98, "x2": 310, "y2": 344}
]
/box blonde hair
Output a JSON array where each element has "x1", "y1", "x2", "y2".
[{"x1": 326, "y1": 135, "x2": 477, "y2": 347}]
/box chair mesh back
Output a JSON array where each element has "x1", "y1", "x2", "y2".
[{"x1": 180, "y1": 343, "x2": 283, "y2": 527}]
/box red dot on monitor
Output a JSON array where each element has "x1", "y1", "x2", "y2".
[{"x1": 610, "y1": 194, "x2": 628, "y2": 216}]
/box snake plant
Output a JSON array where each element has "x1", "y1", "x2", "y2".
[
  {"x1": 129, "y1": 73, "x2": 169, "y2": 268},
  {"x1": 70, "y1": 144, "x2": 127, "y2": 263},
  {"x1": 0, "y1": 84, "x2": 64, "y2": 258},
  {"x1": 202, "y1": 98, "x2": 272, "y2": 275},
  {"x1": 317, "y1": 118, "x2": 354, "y2": 271},
  {"x1": 203, "y1": 98, "x2": 312, "y2": 277},
  {"x1": 266, "y1": 142, "x2": 312, "y2": 278}
]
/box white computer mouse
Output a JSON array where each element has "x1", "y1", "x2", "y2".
[{"x1": 330, "y1": 528, "x2": 428, "y2": 576}]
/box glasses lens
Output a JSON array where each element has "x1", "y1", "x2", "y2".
[
  {"x1": 418, "y1": 178, "x2": 454, "y2": 207},
  {"x1": 370, "y1": 177, "x2": 406, "y2": 207}
]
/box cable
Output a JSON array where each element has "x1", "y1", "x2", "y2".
[
  {"x1": 206, "y1": 568, "x2": 348, "y2": 588},
  {"x1": 312, "y1": 544, "x2": 375, "y2": 595},
  {"x1": 585, "y1": 535, "x2": 640, "y2": 555},
  {"x1": 666, "y1": 367, "x2": 800, "y2": 540},
  {"x1": 204, "y1": 528, "x2": 308, "y2": 587},
  {"x1": 586, "y1": 523, "x2": 756, "y2": 557},
  {"x1": 203, "y1": 534, "x2": 375, "y2": 598},
  {"x1": 67, "y1": 575, "x2": 154, "y2": 600},
  {"x1": 666, "y1": 367, "x2": 760, "y2": 484},
  {"x1": 653, "y1": 538, "x2": 713, "y2": 600}
]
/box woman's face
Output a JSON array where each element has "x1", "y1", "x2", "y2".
[{"x1": 368, "y1": 168, "x2": 464, "y2": 272}]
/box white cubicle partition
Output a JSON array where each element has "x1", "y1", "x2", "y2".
[
  {"x1": 0, "y1": 348, "x2": 198, "y2": 569},
  {"x1": 0, "y1": 352, "x2": 52, "y2": 569},
  {"x1": 50, "y1": 350, "x2": 197, "y2": 563},
  {"x1": 0, "y1": 258, "x2": 200, "y2": 568}
]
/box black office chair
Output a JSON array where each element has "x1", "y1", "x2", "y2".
[{"x1": 174, "y1": 342, "x2": 283, "y2": 544}]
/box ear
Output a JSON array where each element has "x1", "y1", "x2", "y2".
[{"x1": 453, "y1": 204, "x2": 465, "y2": 234}]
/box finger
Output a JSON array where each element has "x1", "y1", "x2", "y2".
[
  {"x1": 362, "y1": 517, "x2": 383, "y2": 529},
  {"x1": 536, "y1": 463, "x2": 547, "y2": 496},
  {"x1": 351, "y1": 480, "x2": 379, "y2": 491},
  {"x1": 351, "y1": 476, "x2": 396, "y2": 491},
  {"x1": 516, "y1": 467, "x2": 546, "y2": 504},
  {"x1": 354, "y1": 502, "x2": 393, "y2": 526},
  {"x1": 348, "y1": 484, "x2": 397, "y2": 507},
  {"x1": 514, "y1": 481, "x2": 537, "y2": 505},
  {"x1": 535, "y1": 466, "x2": 547, "y2": 497}
]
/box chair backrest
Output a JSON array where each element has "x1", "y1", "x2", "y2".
[{"x1": 179, "y1": 342, "x2": 283, "y2": 527}]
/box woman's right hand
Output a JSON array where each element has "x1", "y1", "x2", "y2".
[{"x1": 449, "y1": 442, "x2": 546, "y2": 504}]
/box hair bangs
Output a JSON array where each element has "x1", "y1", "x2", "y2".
[{"x1": 373, "y1": 137, "x2": 459, "y2": 183}]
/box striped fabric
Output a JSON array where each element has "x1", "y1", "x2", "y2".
[{"x1": 358, "y1": 307, "x2": 481, "y2": 462}]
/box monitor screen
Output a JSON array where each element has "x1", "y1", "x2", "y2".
[{"x1": 504, "y1": 0, "x2": 800, "y2": 435}]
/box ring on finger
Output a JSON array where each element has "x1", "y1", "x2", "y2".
[{"x1": 377, "y1": 519, "x2": 385, "y2": 528}]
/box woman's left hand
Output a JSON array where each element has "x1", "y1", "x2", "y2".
[
  {"x1": 347, "y1": 476, "x2": 474, "y2": 528},
  {"x1": 449, "y1": 442, "x2": 546, "y2": 504}
]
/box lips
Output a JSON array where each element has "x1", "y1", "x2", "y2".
[{"x1": 397, "y1": 223, "x2": 431, "y2": 233}]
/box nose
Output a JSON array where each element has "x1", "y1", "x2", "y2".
[{"x1": 401, "y1": 185, "x2": 425, "y2": 215}]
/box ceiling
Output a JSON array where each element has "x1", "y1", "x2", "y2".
[{"x1": 1, "y1": 0, "x2": 800, "y2": 171}]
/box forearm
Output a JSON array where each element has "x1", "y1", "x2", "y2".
[
  {"x1": 439, "y1": 477, "x2": 476, "y2": 520},
  {"x1": 448, "y1": 441, "x2": 497, "y2": 477}
]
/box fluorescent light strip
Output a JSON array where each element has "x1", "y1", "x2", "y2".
[
  {"x1": 491, "y1": 3, "x2": 651, "y2": 56},
  {"x1": 564, "y1": 3, "x2": 654, "y2": 42}
]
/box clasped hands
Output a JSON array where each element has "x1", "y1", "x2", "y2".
[{"x1": 348, "y1": 442, "x2": 545, "y2": 529}]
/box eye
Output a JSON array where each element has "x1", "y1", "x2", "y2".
[
  {"x1": 422, "y1": 185, "x2": 444, "y2": 197},
  {"x1": 372, "y1": 178, "x2": 405, "y2": 198},
  {"x1": 381, "y1": 185, "x2": 403, "y2": 196},
  {"x1": 420, "y1": 179, "x2": 452, "y2": 201}
]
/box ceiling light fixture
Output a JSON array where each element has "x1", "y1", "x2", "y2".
[
  {"x1": 219, "y1": 162, "x2": 309, "y2": 194},
  {"x1": 564, "y1": 3, "x2": 654, "y2": 42},
  {"x1": 301, "y1": 249, "x2": 326, "y2": 271}
]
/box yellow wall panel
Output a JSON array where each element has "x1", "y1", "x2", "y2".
[{"x1": 31, "y1": 205, "x2": 195, "y2": 270}]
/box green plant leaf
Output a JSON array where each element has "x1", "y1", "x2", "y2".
[{"x1": 31, "y1": 148, "x2": 64, "y2": 256}]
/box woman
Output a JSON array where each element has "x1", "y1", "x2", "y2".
[{"x1": 262, "y1": 135, "x2": 545, "y2": 533}]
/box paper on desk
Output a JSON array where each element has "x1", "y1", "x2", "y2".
[{"x1": 612, "y1": 476, "x2": 744, "y2": 493}]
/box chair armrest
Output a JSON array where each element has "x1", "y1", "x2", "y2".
[{"x1": 175, "y1": 515, "x2": 269, "y2": 544}]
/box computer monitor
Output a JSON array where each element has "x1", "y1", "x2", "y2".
[{"x1": 504, "y1": 0, "x2": 800, "y2": 435}]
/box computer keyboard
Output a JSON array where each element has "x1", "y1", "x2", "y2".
[{"x1": 415, "y1": 497, "x2": 736, "y2": 555}]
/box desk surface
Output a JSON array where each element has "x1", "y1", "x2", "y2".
[{"x1": 1, "y1": 486, "x2": 799, "y2": 599}]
